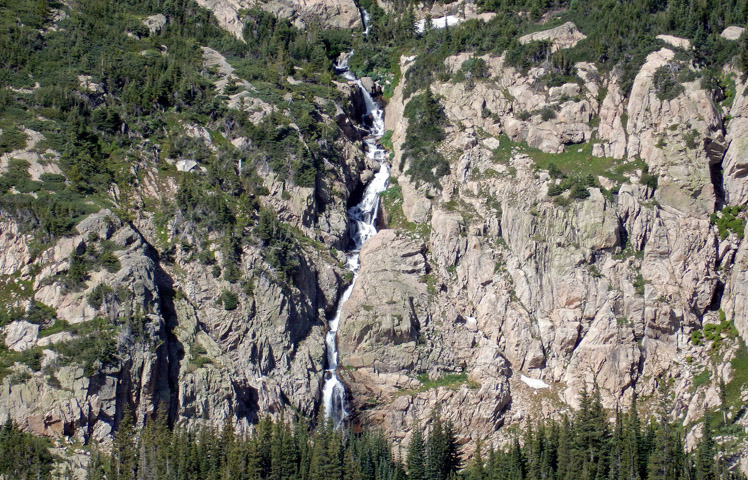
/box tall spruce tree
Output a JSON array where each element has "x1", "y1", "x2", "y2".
[{"x1": 407, "y1": 423, "x2": 427, "y2": 480}]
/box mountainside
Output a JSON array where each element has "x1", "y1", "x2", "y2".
[{"x1": 1, "y1": 0, "x2": 748, "y2": 476}]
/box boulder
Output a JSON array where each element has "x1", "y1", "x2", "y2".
[
  {"x1": 142, "y1": 14, "x2": 167, "y2": 34},
  {"x1": 176, "y1": 160, "x2": 198, "y2": 172},
  {"x1": 656, "y1": 34, "x2": 691, "y2": 50},
  {"x1": 721, "y1": 26, "x2": 746, "y2": 40},
  {"x1": 519, "y1": 22, "x2": 586, "y2": 51},
  {"x1": 4, "y1": 321, "x2": 39, "y2": 352}
]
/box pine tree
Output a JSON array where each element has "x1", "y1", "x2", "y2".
[
  {"x1": 407, "y1": 424, "x2": 427, "y2": 480},
  {"x1": 696, "y1": 417, "x2": 716, "y2": 480},
  {"x1": 112, "y1": 408, "x2": 138, "y2": 480},
  {"x1": 344, "y1": 440, "x2": 364, "y2": 480},
  {"x1": 271, "y1": 417, "x2": 297, "y2": 480},
  {"x1": 468, "y1": 439, "x2": 486, "y2": 480}
]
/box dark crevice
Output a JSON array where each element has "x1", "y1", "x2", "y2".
[{"x1": 710, "y1": 160, "x2": 726, "y2": 211}]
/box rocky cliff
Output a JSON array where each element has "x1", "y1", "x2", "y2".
[
  {"x1": 0, "y1": 42, "x2": 377, "y2": 450},
  {"x1": 336, "y1": 38, "x2": 748, "y2": 460},
  {"x1": 1, "y1": 0, "x2": 748, "y2": 474}
]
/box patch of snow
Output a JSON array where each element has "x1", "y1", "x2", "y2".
[
  {"x1": 415, "y1": 15, "x2": 462, "y2": 34},
  {"x1": 520, "y1": 374, "x2": 550, "y2": 389}
]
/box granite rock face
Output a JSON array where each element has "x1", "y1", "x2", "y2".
[
  {"x1": 358, "y1": 44, "x2": 748, "y2": 459},
  {"x1": 194, "y1": 0, "x2": 361, "y2": 39},
  {"x1": 3, "y1": 1, "x2": 748, "y2": 472}
]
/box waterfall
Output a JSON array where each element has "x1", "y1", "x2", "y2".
[{"x1": 322, "y1": 39, "x2": 390, "y2": 429}]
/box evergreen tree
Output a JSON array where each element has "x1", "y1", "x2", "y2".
[
  {"x1": 112, "y1": 408, "x2": 138, "y2": 480},
  {"x1": 407, "y1": 423, "x2": 427, "y2": 480},
  {"x1": 696, "y1": 417, "x2": 716, "y2": 480},
  {"x1": 469, "y1": 439, "x2": 486, "y2": 480}
]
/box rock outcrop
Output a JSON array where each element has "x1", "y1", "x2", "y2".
[
  {"x1": 519, "y1": 22, "x2": 586, "y2": 51},
  {"x1": 721, "y1": 26, "x2": 746, "y2": 40},
  {"x1": 340, "y1": 46, "x2": 748, "y2": 460},
  {"x1": 195, "y1": 0, "x2": 361, "y2": 39}
]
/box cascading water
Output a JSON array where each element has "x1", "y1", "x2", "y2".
[{"x1": 321, "y1": 34, "x2": 390, "y2": 428}]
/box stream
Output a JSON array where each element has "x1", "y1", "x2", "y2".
[{"x1": 320, "y1": 44, "x2": 390, "y2": 428}]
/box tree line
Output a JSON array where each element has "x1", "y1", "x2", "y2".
[{"x1": 79, "y1": 386, "x2": 745, "y2": 480}]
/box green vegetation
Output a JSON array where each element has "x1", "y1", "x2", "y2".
[
  {"x1": 221, "y1": 290, "x2": 239, "y2": 311},
  {"x1": 88, "y1": 412, "x2": 413, "y2": 480},
  {"x1": 87, "y1": 283, "x2": 114, "y2": 309},
  {"x1": 82, "y1": 387, "x2": 743, "y2": 480},
  {"x1": 722, "y1": 341, "x2": 748, "y2": 415},
  {"x1": 693, "y1": 369, "x2": 712, "y2": 389},
  {"x1": 52, "y1": 318, "x2": 118, "y2": 375},
  {"x1": 414, "y1": 372, "x2": 479, "y2": 392},
  {"x1": 0, "y1": 343, "x2": 45, "y2": 382},
  {"x1": 691, "y1": 311, "x2": 739, "y2": 352},
  {"x1": 653, "y1": 64, "x2": 686, "y2": 101},
  {"x1": 640, "y1": 168, "x2": 659, "y2": 190},
  {"x1": 379, "y1": 184, "x2": 430, "y2": 237},
  {"x1": 710, "y1": 206, "x2": 746, "y2": 240},
  {"x1": 0, "y1": 127, "x2": 27, "y2": 154},
  {"x1": 402, "y1": 88, "x2": 449, "y2": 188},
  {"x1": 0, "y1": 421, "x2": 55, "y2": 480}
]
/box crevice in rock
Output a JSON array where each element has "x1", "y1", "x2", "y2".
[
  {"x1": 706, "y1": 135, "x2": 728, "y2": 210},
  {"x1": 709, "y1": 159, "x2": 726, "y2": 211},
  {"x1": 141, "y1": 227, "x2": 184, "y2": 428},
  {"x1": 707, "y1": 280, "x2": 725, "y2": 313},
  {"x1": 617, "y1": 218, "x2": 629, "y2": 250}
]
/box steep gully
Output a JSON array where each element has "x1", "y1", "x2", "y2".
[{"x1": 321, "y1": 24, "x2": 389, "y2": 428}]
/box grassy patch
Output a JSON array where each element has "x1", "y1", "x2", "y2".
[
  {"x1": 724, "y1": 341, "x2": 748, "y2": 412},
  {"x1": 379, "y1": 185, "x2": 430, "y2": 237},
  {"x1": 38, "y1": 319, "x2": 71, "y2": 338},
  {"x1": 693, "y1": 369, "x2": 711, "y2": 389},
  {"x1": 398, "y1": 372, "x2": 479, "y2": 396},
  {"x1": 490, "y1": 135, "x2": 644, "y2": 186}
]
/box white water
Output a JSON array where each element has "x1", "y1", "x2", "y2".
[{"x1": 322, "y1": 42, "x2": 390, "y2": 429}]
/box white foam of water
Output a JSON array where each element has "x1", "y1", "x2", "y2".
[{"x1": 321, "y1": 33, "x2": 390, "y2": 428}]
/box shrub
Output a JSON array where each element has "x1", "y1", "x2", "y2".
[
  {"x1": 547, "y1": 162, "x2": 565, "y2": 179},
  {"x1": 640, "y1": 171, "x2": 658, "y2": 190},
  {"x1": 653, "y1": 65, "x2": 684, "y2": 101},
  {"x1": 25, "y1": 302, "x2": 57, "y2": 326},
  {"x1": 66, "y1": 249, "x2": 90, "y2": 291},
  {"x1": 539, "y1": 107, "x2": 557, "y2": 122},
  {"x1": 87, "y1": 283, "x2": 113, "y2": 309},
  {"x1": 221, "y1": 290, "x2": 239, "y2": 311},
  {"x1": 0, "y1": 127, "x2": 27, "y2": 154},
  {"x1": 99, "y1": 252, "x2": 121, "y2": 273},
  {"x1": 460, "y1": 57, "x2": 490, "y2": 79},
  {"x1": 55, "y1": 328, "x2": 117, "y2": 375},
  {"x1": 547, "y1": 182, "x2": 565, "y2": 197},
  {"x1": 570, "y1": 183, "x2": 590, "y2": 199},
  {"x1": 710, "y1": 206, "x2": 745, "y2": 240}
]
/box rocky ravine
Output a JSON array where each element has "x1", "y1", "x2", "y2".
[
  {"x1": 0, "y1": 52, "x2": 378, "y2": 447},
  {"x1": 1, "y1": 2, "x2": 748, "y2": 473},
  {"x1": 336, "y1": 34, "x2": 748, "y2": 464}
]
